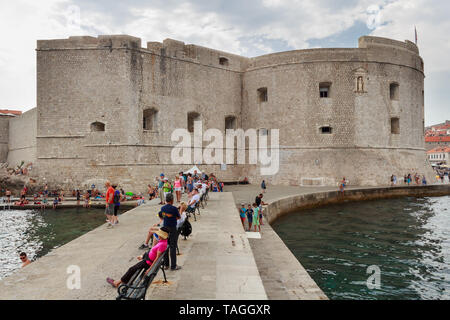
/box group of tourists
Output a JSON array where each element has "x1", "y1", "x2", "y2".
[
  {"x1": 239, "y1": 193, "x2": 268, "y2": 232},
  {"x1": 154, "y1": 170, "x2": 223, "y2": 205},
  {"x1": 390, "y1": 173, "x2": 428, "y2": 186},
  {"x1": 105, "y1": 169, "x2": 222, "y2": 289}
]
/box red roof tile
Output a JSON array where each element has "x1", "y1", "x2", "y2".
[
  {"x1": 425, "y1": 136, "x2": 450, "y2": 142},
  {"x1": 427, "y1": 146, "x2": 450, "y2": 154},
  {"x1": 0, "y1": 109, "x2": 22, "y2": 116}
]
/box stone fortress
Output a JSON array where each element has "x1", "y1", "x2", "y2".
[{"x1": 0, "y1": 34, "x2": 435, "y2": 192}]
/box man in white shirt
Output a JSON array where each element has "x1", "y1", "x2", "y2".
[{"x1": 188, "y1": 188, "x2": 200, "y2": 210}]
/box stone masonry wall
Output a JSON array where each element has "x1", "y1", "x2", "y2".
[
  {"x1": 0, "y1": 116, "x2": 9, "y2": 162},
  {"x1": 22, "y1": 35, "x2": 433, "y2": 191},
  {"x1": 7, "y1": 108, "x2": 37, "y2": 167}
]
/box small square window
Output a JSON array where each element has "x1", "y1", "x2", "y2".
[
  {"x1": 319, "y1": 82, "x2": 331, "y2": 98},
  {"x1": 258, "y1": 88, "x2": 268, "y2": 103},
  {"x1": 320, "y1": 126, "x2": 332, "y2": 134}
]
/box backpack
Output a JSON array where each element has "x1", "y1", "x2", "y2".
[
  {"x1": 180, "y1": 219, "x2": 192, "y2": 237},
  {"x1": 113, "y1": 192, "x2": 120, "y2": 204}
]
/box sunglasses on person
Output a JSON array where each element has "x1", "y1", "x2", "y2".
[{"x1": 20, "y1": 256, "x2": 27, "y2": 261}]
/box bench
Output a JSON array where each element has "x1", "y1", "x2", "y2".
[{"x1": 116, "y1": 249, "x2": 168, "y2": 300}]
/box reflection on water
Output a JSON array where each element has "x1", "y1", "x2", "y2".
[
  {"x1": 272, "y1": 196, "x2": 450, "y2": 300},
  {"x1": 0, "y1": 207, "x2": 112, "y2": 280}
]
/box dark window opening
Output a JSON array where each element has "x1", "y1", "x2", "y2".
[
  {"x1": 257, "y1": 87, "x2": 268, "y2": 103},
  {"x1": 219, "y1": 57, "x2": 229, "y2": 66},
  {"x1": 143, "y1": 108, "x2": 158, "y2": 131},
  {"x1": 91, "y1": 122, "x2": 105, "y2": 132},
  {"x1": 391, "y1": 117, "x2": 400, "y2": 134},
  {"x1": 188, "y1": 112, "x2": 201, "y2": 133},
  {"x1": 320, "y1": 126, "x2": 332, "y2": 134},
  {"x1": 390, "y1": 83, "x2": 399, "y2": 100},
  {"x1": 319, "y1": 82, "x2": 331, "y2": 98},
  {"x1": 225, "y1": 116, "x2": 237, "y2": 130}
]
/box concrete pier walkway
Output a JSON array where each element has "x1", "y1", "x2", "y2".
[{"x1": 0, "y1": 192, "x2": 267, "y2": 300}]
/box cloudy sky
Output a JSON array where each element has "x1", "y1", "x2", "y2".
[{"x1": 0, "y1": 0, "x2": 448, "y2": 125}]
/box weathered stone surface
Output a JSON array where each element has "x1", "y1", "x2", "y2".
[{"x1": 4, "y1": 35, "x2": 433, "y2": 192}]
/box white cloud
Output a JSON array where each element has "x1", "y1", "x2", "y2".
[{"x1": 0, "y1": 0, "x2": 449, "y2": 124}]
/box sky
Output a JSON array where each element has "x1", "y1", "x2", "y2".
[{"x1": 0, "y1": 0, "x2": 448, "y2": 126}]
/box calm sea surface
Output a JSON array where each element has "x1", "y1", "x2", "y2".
[
  {"x1": 272, "y1": 196, "x2": 450, "y2": 300},
  {"x1": 0, "y1": 207, "x2": 122, "y2": 280}
]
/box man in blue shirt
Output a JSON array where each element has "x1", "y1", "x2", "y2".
[{"x1": 159, "y1": 193, "x2": 182, "y2": 270}]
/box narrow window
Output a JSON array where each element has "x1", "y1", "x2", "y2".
[
  {"x1": 219, "y1": 57, "x2": 229, "y2": 66},
  {"x1": 90, "y1": 122, "x2": 105, "y2": 132},
  {"x1": 257, "y1": 87, "x2": 268, "y2": 103},
  {"x1": 188, "y1": 112, "x2": 201, "y2": 133},
  {"x1": 319, "y1": 82, "x2": 331, "y2": 98},
  {"x1": 143, "y1": 108, "x2": 158, "y2": 131},
  {"x1": 225, "y1": 116, "x2": 237, "y2": 130},
  {"x1": 390, "y1": 83, "x2": 399, "y2": 100},
  {"x1": 320, "y1": 126, "x2": 332, "y2": 134},
  {"x1": 391, "y1": 117, "x2": 400, "y2": 134}
]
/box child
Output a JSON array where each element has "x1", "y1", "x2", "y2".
[
  {"x1": 246, "y1": 204, "x2": 253, "y2": 232},
  {"x1": 239, "y1": 203, "x2": 247, "y2": 229},
  {"x1": 53, "y1": 197, "x2": 58, "y2": 210},
  {"x1": 252, "y1": 203, "x2": 260, "y2": 232}
]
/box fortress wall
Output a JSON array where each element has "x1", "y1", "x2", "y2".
[
  {"x1": 241, "y1": 36, "x2": 430, "y2": 186},
  {"x1": 34, "y1": 36, "x2": 246, "y2": 191},
  {"x1": 0, "y1": 116, "x2": 10, "y2": 162},
  {"x1": 7, "y1": 108, "x2": 37, "y2": 167},
  {"x1": 31, "y1": 34, "x2": 431, "y2": 190}
]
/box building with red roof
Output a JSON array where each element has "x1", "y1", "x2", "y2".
[{"x1": 427, "y1": 146, "x2": 450, "y2": 165}]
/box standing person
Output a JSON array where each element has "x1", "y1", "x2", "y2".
[
  {"x1": 390, "y1": 175, "x2": 394, "y2": 186},
  {"x1": 261, "y1": 180, "x2": 267, "y2": 193},
  {"x1": 112, "y1": 184, "x2": 121, "y2": 225},
  {"x1": 159, "y1": 193, "x2": 182, "y2": 271},
  {"x1": 163, "y1": 178, "x2": 172, "y2": 201},
  {"x1": 105, "y1": 180, "x2": 115, "y2": 228},
  {"x1": 393, "y1": 175, "x2": 397, "y2": 186},
  {"x1": 246, "y1": 204, "x2": 253, "y2": 232},
  {"x1": 60, "y1": 189, "x2": 64, "y2": 202},
  {"x1": 422, "y1": 175, "x2": 427, "y2": 185},
  {"x1": 174, "y1": 175, "x2": 182, "y2": 203},
  {"x1": 5, "y1": 189, "x2": 11, "y2": 204},
  {"x1": 252, "y1": 203, "x2": 261, "y2": 232},
  {"x1": 76, "y1": 190, "x2": 81, "y2": 205},
  {"x1": 158, "y1": 174, "x2": 165, "y2": 204},
  {"x1": 187, "y1": 174, "x2": 194, "y2": 193},
  {"x1": 20, "y1": 252, "x2": 32, "y2": 268},
  {"x1": 239, "y1": 204, "x2": 247, "y2": 229}
]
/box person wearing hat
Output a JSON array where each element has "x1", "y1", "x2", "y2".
[{"x1": 107, "y1": 227, "x2": 170, "y2": 288}]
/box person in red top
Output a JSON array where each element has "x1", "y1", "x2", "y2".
[{"x1": 105, "y1": 180, "x2": 115, "y2": 228}]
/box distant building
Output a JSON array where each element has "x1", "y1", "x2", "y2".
[
  {"x1": 425, "y1": 120, "x2": 450, "y2": 151},
  {"x1": 0, "y1": 109, "x2": 22, "y2": 162},
  {"x1": 427, "y1": 147, "x2": 450, "y2": 165}
]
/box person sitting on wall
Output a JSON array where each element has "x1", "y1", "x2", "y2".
[
  {"x1": 106, "y1": 227, "x2": 170, "y2": 288},
  {"x1": 53, "y1": 197, "x2": 59, "y2": 209}
]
